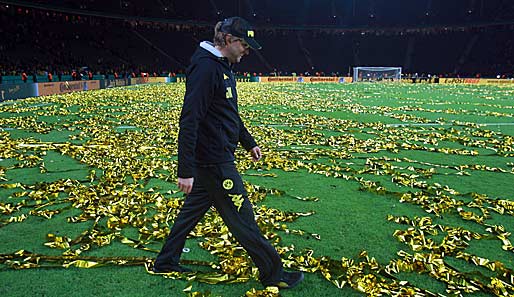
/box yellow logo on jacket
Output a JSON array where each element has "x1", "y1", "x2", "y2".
[{"x1": 226, "y1": 87, "x2": 233, "y2": 99}]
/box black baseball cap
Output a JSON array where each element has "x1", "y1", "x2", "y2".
[{"x1": 220, "y1": 17, "x2": 261, "y2": 50}]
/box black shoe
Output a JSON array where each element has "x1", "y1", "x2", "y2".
[
  {"x1": 269, "y1": 271, "x2": 304, "y2": 289},
  {"x1": 152, "y1": 265, "x2": 192, "y2": 274}
]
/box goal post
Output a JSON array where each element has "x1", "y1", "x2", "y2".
[{"x1": 353, "y1": 67, "x2": 402, "y2": 82}]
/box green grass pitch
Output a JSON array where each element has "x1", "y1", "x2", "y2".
[{"x1": 1, "y1": 82, "x2": 513, "y2": 296}]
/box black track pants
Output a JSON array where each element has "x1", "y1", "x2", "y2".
[{"x1": 154, "y1": 162, "x2": 283, "y2": 285}]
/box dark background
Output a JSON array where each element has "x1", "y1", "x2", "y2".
[{"x1": 1, "y1": 0, "x2": 513, "y2": 78}]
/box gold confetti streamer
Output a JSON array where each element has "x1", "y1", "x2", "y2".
[{"x1": 1, "y1": 83, "x2": 513, "y2": 296}]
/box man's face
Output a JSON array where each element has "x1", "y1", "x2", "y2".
[{"x1": 225, "y1": 35, "x2": 250, "y2": 64}]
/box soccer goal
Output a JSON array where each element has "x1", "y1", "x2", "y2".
[{"x1": 353, "y1": 67, "x2": 402, "y2": 82}]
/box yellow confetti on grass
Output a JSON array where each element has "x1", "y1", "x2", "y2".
[{"x1": 1, "y1": 83, "x2": 513, "y2": 295}]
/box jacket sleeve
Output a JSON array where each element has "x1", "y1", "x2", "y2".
[
  {"x1": 177, "y1": 61, "x2": 217, "y2": 178},
  {"x1": 238, "y1": 114, "x2": 258, "y2": 151}
]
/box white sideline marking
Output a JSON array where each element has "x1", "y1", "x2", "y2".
[
  {"x1": 0, "y1": 102, "x2": 51, "y2": 107},
  {"x1": 116, "y1": 126, "x2": 137, "y2": 129},
  {"x1": 29, "y1": 103, "x2": 52, "y2": 107},
  {"x1": 386, "y1": 123, "x2": 514, "y2": 127},
  {"x1": 261, "y1": 123, "x2": 514, "y2": 128}
]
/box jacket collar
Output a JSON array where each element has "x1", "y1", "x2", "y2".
[
  {"x1": 200, "y1": 41, "x2": 223, "y2": 58},
  {"x1": 199, "y1": 41, "x2": 233, "y2": 69}
]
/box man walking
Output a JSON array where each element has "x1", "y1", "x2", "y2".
[{"x1": 154, "y1": 17, "x2": 304, "y2": 289}]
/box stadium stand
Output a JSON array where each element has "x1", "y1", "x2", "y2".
[{"x1": 0, "y1": 0, "x2": 513, "y2": 83}]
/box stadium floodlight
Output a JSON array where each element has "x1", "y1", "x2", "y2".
[{"x1": 353, "y1": 67, "x2": 402, "y2": 82}]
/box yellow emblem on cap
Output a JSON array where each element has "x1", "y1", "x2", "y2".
[
  {"x1": 223, "y1": 179, "x2": 234, "y2": 190},
  {"x1": 247, "y1": 30, "x2": 254, "y2": 37}
]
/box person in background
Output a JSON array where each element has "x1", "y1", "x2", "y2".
[{"x1": 154, "y1": 16, "x2": 304, "y2": 290}]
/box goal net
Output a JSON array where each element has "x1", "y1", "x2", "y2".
[{"x1": 353, "y1": 67, "x2": 402, "y2": 82}]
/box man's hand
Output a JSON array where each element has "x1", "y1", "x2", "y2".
[
  {"x1": 177, "y1": 177, "x2": 194, "y2": 194},
  {"x1": 250, "y1": 146, "x2": 262, "y2": 162}
]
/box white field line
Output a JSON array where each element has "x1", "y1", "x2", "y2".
[
  {"x1": 260, "y1": 123, "x2": 514, "y2": 128},
  {"x1": 0, "y1": 102, "x2": 52, "y2": 107},
  {"x1": 1, "y1": 125, "x2": 139, "y2": 131},
  {"x1": 29, "y1": 103, "x2": 53, "y2": 107},
  {"x1": 386, "y1": 122, "x2": 514, "y2": 127}
]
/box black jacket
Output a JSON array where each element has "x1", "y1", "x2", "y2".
[{"x1": 177, "y1": 43, "x2": 257, "y2": 178}]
